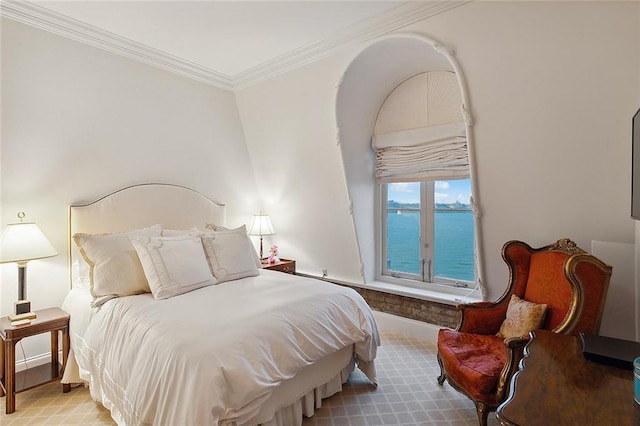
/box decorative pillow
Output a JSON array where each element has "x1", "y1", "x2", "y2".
[
  {"x1": 73, "y1": 224, "x2": 162, "y2": 302},
  {"x1": 201, "y1": 227, "x2": 260, "y2": 283},
  {"x1": 496, "y1": 294, "x2": 548, "y2": 339},
  {"x1": 201, "y1": 225, "x2": 262, "y2": 268},
  {"x1": 205, "y1": 223, "x2": 228, "y2": 231},
  {"x1": 130, "y1": 235, "x2": 217, "y2": 300},
  {"x1": 162, "y1": 227, "x2": 198, "y2": 237},
  {"x1": 71, "y1": 254, "x2": 91, "y2": 289}
]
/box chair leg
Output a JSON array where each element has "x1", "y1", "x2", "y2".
[
  {"x1": 475, "y1": 401, "x2": 489, "y2": 426},
  {"x1": 436, "y1": 353, "x2": 446, "y2": 385}
]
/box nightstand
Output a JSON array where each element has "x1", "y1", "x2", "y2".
[
  {"x1": 0, "y1": 307, "x2": 70, "y2": 414},
  {"x1": 262, "y1": 258, "x2": 296, "y2": 274}
]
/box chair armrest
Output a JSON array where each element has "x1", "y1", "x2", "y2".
[
  {"x1": 503, "y1": 335, "x2": 531, "y2": 349},
  {"x1": 495, "y1": 335, "x2": 531, "y2": 400},
  {"x1": 457, "y1": 301, "x2": 509, "y2": 334}
]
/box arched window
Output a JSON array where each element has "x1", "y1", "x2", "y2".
[{"x1": 373, "y1": 71, "x2": 477, "y2": 290}]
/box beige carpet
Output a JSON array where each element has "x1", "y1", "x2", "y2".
[{"x1": 1, "y1": 332, "x2": 500, "y2": 425}]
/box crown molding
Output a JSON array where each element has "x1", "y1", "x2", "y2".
[
  {"x1": 1, "y1": 0, "x2": 470, "y2": 91},
  {"x1": 233, "y1": 1, "x2": 471, "y2": 90},
  {"x1": 0, "y1": 0, "x2": 235, "y2": 90}
]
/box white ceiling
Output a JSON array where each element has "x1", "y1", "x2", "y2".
[
  {"x1": 33, "y1": 1, "x2": 401, "y2": 76},
  {"x1": 5, "y1": 1, "x2": 468, "y2": 89}
]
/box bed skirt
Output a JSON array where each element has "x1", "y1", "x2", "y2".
[
  {"x1": 256, "y1": 358, "x2": 356, "y2": 426},
  {"x1": 62, "y1": 345, "x2": 368, "y2": 426}
]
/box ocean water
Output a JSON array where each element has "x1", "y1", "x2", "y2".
[{"x1": 386, "y1": 210, "x2": 474, "y2": 282}]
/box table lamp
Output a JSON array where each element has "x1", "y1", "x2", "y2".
[
  {"x1": 248, "y1": 212, "x2": 275, "y2": 259},
  {"x1": 0, "y1": 212, "x2": 58, "y2": 321}
]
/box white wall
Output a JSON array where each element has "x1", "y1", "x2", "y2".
[
  {"x1": 1, "y1": 19, "x2": 259, "y2": 359},
  {"x1": 636, "y1": 222, "x2": 640, "y2": 341},
  {"x1": 235, "y1": 53, "x2": 364, "y2": 283},
  {"x1": 237, "y1": 1, "x2": 640, "y2": 331},
  {"x1": 592, "y1": 241, "x2": 635, "y2": 340}
]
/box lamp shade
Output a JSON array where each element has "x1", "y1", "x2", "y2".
[
  {"x1": 248, "y1": 213, "x2": 275, "y2": 237},
  {"x1": 0, "y1": 221, "x2": 58, "y2": 265}
]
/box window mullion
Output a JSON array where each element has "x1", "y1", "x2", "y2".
[{"x1": 422, "y1": 182, "x2": 434, "y2": 283}]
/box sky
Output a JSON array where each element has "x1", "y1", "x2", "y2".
[{"x1": 388, "y1": 179, "x2": 471, "y2": 205}]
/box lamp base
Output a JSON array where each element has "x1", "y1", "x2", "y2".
[
  {"x1": 10, "y1": 300, "x2": 36, "y2": 322},
  {"x1": 9, "y1": 311, "x2": 37, "y2": 322}
]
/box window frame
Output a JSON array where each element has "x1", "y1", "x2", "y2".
[{"x1": 376, "y1": 180, "x2": 475, "y2": 292}]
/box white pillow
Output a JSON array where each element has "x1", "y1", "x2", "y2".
[
  {"x1": 71, "y1": 254, "x2": 91, "y2": 289},
  {"x1": 201, "y1": 227, "x2": 260, "y2": 283},
  {"x1": 162, "y1": 227, "x2": 198, "y2": 237},
  {"x1": 205, "y1": 223, "x2": 228, "y2": 231},
  {"x1": 200, "y1": 225, "x2": 262, "y2": 269},
  {"x1": 131, "y1": 235, "x2": 217, "y2": 300},
  {"x1": 73, "y1": 224, "x2": 162, "y2": 301}
]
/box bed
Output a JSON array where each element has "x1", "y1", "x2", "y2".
[{"x1": 60, "y1": 183, "x2": 379, "y2": 426}]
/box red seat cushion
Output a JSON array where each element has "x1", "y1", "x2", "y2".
[{"x1": 438, "y1": 329, "x2": 508, "y2": 400}]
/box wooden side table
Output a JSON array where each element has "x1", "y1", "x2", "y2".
[
  {"x1": 0, "y1": 307, "x2": 70, "y2": 414},
  {"x1": 262, "y1": 258, "x2": 296, "y2": 274}
]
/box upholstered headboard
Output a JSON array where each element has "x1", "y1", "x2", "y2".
[{"x1": 68, "y1": 183, "x2": 226, "y2": 288}]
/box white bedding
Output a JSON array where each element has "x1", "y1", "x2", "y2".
[{"x1": 63, "y1": 269, "x2": 379, "y2": 425}]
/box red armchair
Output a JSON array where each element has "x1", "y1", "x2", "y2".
[{"x1": 436, "y1": 239, "x2": 612, "y2": 425}]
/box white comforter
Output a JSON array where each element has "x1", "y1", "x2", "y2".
[{"x1": 66, "y1": 270, "x2": 379, "y2": 425}]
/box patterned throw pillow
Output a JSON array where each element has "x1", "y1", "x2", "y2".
[{"x1": 496, "y1": 294, "x2": 547, "y2": 339}]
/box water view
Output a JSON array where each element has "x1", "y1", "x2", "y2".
[{"x1": 387, "y1": 209, "x2": 474, "y2": 282}]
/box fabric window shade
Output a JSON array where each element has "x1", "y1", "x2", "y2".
[
  {"x1": 372, "y1": 121, "x2": 468, "y2": 183},
  {"x1": 372, "y1": 71, "x2": 469, "y2": 183}
]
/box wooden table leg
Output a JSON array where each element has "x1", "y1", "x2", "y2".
[
  {"x1": 51, "y1": 330, "x2": 59, "y2": 378},
  {"x1": 62, "y1": 327, "x2": 70, "y2": 393},
  {"x1": 5, "y1": 340, "x2": 16, "y2": 414},
  {"x1": 0, "y1": 336, "x2": 5, "y2": 397}
]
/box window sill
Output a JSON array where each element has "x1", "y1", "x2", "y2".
[
  {"x1": 297, "y1": 272, "x2": 483, "y2": 306},
  {"x1": 351, "y1": 280, "x2": 483, "y2": 306}
]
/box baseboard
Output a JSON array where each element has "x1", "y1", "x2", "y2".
[
  {"x1": 14, "y1": 351, "x2": 58, "y2": 373},
  {"x1": 373, "y1": 310, "x2": 441, "y2": 343}
]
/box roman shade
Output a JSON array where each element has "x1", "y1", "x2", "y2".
[{"x1": 372, "y1": 71, "x2": 468, "y2": 183}]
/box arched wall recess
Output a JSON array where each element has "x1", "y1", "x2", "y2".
[{"x1": 335, "y1": 33, "x2": 486, "y2": 299}]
